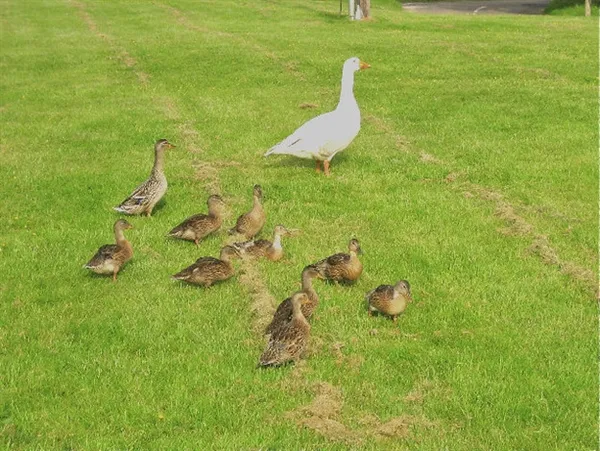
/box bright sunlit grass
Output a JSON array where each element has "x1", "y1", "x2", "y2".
[{"x1": 0, "y1": 0, "x2": 597, "y2": 448}]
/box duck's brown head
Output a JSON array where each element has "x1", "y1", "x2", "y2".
[
  {"x1": 302, "y1": 266, "x2": 320, "y2": 280},
  {"x1": 394, "y1": 280, "x2": 412, "y2": 299},
  {"x1": 253, "y1": 184, "x2": 263, "y2": 200},
  {"x1": 207, "y1": 194, "x2": 226, "y2": 213},
  {"x1": 114, "y1": 219, "x2": 133, "y2": 231},
  {"x1": 291, "y1": 292, "x2": 310, "y2": 308},
  {"x1": 348, "y1": 238, "x2": 362, "y2": 255},
  {"x1": 274, "y1": 224, "x2": 290, "y2": 237},
  {"x1": 155, "y1": 139, "x2": 176, "y2": 151}
]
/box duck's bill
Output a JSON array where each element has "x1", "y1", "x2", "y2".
[{"x1": 359, "y1": 61, "x2": 371, "y2": 70}]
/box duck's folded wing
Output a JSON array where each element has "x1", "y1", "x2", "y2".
[
  {"x1": 370, "y1": 285, "x2": 394, "y2": 302},
  {"x1": 86, "y1": 244, "x2": 118, "y2": 267},
  {"x1": 169, "y1": 214, "x2": 209, "y2": 235},
  {"x1": 325, "y1": 253, "x2": 350, "y2": 266}
]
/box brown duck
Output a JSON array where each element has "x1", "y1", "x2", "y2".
[
  {"x1": 265, "y1": 266, "x2": 320, "y2": 335},
  {"x1": 233, "y1": 224, "x2": 291, "y2": 261},
  {"x1": 84, "y1": 219, "x2": 134, "y2": 282},
  {"x1": 258, "y1": 292, "x2": 311, "y2": 367},
  {"x1": 229, "y1": 184, "x2": 265, "y2": 239},
  {"x1": 114, "y1": 139, "x2": 176, "y2": 216},
  {"x1": 168, "y1": 194, "x2": 226, "y2": 246},
  {"x1": 172, "y1": 245, "x2": 240, "y2": 287},
  {"x1": 308, "y1": 238, "x2": 363, "y2": 283},
  {"x1": 366, "y1": 280, "x2": 412, "y2": 322}
]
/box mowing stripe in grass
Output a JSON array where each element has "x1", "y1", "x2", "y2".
[
  {"x1": 68, "y1": 0, "x2": 299, "y2": 368},
  {"x1": 68, "y1": 0, "x2": 224, "y2": 199},
  {"x1": 366, "y1": 111, "x2": 597, "y2": 296},
  {"x1": 67, "y1": 0, "x2": 150, "y2": 85},
  {"x1": 157, "y1": 2, "x2": 306, "y2": 81}
]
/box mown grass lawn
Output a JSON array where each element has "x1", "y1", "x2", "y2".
[{"x1": 1, "y1": 0, "x2": 597, "y2": 448}]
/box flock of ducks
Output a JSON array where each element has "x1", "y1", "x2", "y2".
[{"x1": 84, "y1": 57, "x2": 413, "y2": 367}]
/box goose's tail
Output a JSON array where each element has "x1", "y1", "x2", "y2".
[{"x1": 264, "y1": 145, "x2": 280, "y2": 157}]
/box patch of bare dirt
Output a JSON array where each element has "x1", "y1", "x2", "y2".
[
  {"x1": 528, "y1": 235, "x2": 597, "y2": 294},
  {"x1": 299, "y1": 102, "x2": 319, "y2": 109},
  {"x1": 238, "y1": 258, "x2": 277, "y2": 334},
  {"x1": 192, "y1": 161, "x2": 221, "y2": 196},
  {"x1": 419, "y1": 151, "x2": 441, "y2": 164},
  {"x1": 468, "y1": 185, "x2": 533, "y2": 235},
  {"x1": 286, "y1": 382, "x2": 362, "y2": 445},
  {"x1": 494, "y1": 202, "x2": 533, "y2": 236},
  {"x1": 464, "y1": 184, "x2": 595, "y2": 295},
  {"x1": 364, "y1": 114, "x2": 413, "y2": 153}
]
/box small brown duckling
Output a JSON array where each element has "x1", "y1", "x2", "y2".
[
  {"x1": 171, "y1": 245, "x2": 240, "y2": 287},
  {"x1": 167, "y1": 194, "x2": 226, "y2": 246},
  {"x1": 84, "y1": 219, "x2": 134, "y2": 282},
  {"x1": 233, "y1": 224, "x2": 291, "y2": 261},
  {"x1": 265, "y1": 266, "x2": 320, "y2": 335},
  {"x1": 366, "y1": 280, "x2": 412, "y2": 323},
  {"x1": 307, "y1": 238, "x2": 363, "y2": 283},
  {"x1": 229, "y1": 184, "x2": 265, "y2": 239},
  {"x1": 114, "y1": 139, "x2": 176, "y2": 216},
  {"x1": 258, "y1": 292, "x2": 311, "y2": 368}
]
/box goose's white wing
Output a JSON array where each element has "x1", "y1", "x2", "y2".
[{"x1": 265, "y1": 108, "x2": 360, "y2": 160}]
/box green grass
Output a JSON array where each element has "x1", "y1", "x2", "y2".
[
  {"x1": 1, "y1": 0, "x2": 597, "y2": 448},
  {"x1": 545, "y1": 0, "x2": 599, "y2": 15}
]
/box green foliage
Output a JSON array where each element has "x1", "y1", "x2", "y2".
[
  {"x1": 545, "y1": 0, "x2": 599, "y2": 15},
  {"x1": 0, "y1": 0, "x2": 597, "y2": 448}
]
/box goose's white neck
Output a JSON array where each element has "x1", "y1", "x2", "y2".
[{"x1": 337, "y1": 66, "x2": 358, "y2": 110}]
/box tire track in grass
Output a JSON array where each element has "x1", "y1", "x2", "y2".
[
  {"x1": 67, "y1": 0, "x2": 150, "y2": 85},
  {"x1": 284, "y1": 380, "x2": 441, "y2": 445},
  {"x1": 463, "y1": 183, "x2": 596, "y2": 295},
  {"x1": 366, "y1": 114, "x2": 596, "y2": 296},
  {"x1": 68, "y1": 0, "x2": 286, "y2": 340},
  {"x1": 157, "y1": 3, "x2": 305, "y2": 80},
  {"x1": 67, "y1": 0, "x2": 222, "y2": 198},
  {"x1": 237, "y1": 257, "x2": 277, "y2": 335}
]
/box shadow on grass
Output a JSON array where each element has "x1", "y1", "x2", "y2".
[{"x1": 262, "y1": 153, "x2": 351, "y2": 173}]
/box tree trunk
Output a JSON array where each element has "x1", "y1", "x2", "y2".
[
  {"x1": 358, "y1": 0, "x2": 371, "y2": 19},
  {"x1": 584, "y1": 0, "x2": 591, "y2": 16}
]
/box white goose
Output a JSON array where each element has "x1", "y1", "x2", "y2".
[{"x1": 264, "y1": 57, "x2": 370, "y2": 176}]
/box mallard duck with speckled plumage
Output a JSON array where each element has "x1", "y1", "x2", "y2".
[
  {"x1": 308, "y1": 238, "x2": 363, "y2": 283},
  {"x1": 229, "y1": 185, "x2": 265, "y2": 239},
  {"x1": 258, "y1": 292, "x2": 311, "y2": 367},
  {"x1": 84, "y1": 219, "x2": 134, "y2": 282},
  {"x1": 168, "y1": 194, "x2": 226, "y2": 246},
  {"x1": 233, "y1": 224, "x2": 291, "y2": 261},
  {"x1": 366, "y1": 280, "x2": 412, "y2": 323},
  {"x1": 265, "y1": 266, "x2": 319, "y2": 335},
  {"x1": 114, "y1": 139, "x2": 175, "y2": 216},
  {"x1": 172, "y1": 245, "x2": 240, "y2": 287}
]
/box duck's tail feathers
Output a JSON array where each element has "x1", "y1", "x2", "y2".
[
  {"x1": 113, "y1": 205, "x2": 132, "y2": 214},
  {"x1": 167, "y1": 227, "x2": 183, "y2": 237}
]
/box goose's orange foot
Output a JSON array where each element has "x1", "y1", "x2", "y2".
[
  {"x1": 315, "y1": 160, "x2": 322, "y2": 173},
  {"x1": 323, "y1": 160, "x2": 331, "y2": 176}
]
